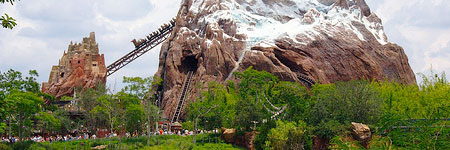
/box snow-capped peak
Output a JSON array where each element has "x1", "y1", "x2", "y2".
[{"x1": 187, "y1": 0, "x2": 388, "y2": 47}]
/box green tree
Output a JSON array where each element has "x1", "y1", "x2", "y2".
[
  {"x1": 53, "y1": 108, "x2": 75, "y2": 135},
  {"x1": 271, "y1": 81, "x2": 309, "y2": 122},
  {"x1": 6, "y1": 91, "x2": 43, "y2": 140},
  {"x1": 265, "y1": 120, "x2": 308, "y2": 150},
  {"x1": 309, "y1": 81, "x2": 382, "y2": 139},
  {"x1": 77, "y1": 84, "x2": 106, "y2": 133},
  {"x1": 145, "y1": 102, "x2": 161, "y2": 144},
  {"x1": 309, "y1": 81, "x2": 382, "y2": 125},
  {"x1": 91, "y1": 94, "x2": 119, "y2": 148},
  {"x1": 122, "y1": 76, "x2": 162, "y2": 146},
  {"x1": 91, "y1": 94, "x2": 119, "y2": 137},
  {"x1": 35, "y1": 112, "x2": 61, "y2": 136},
  {"x1": 0, "y1": 0, "x2": 19, "y2": 29},
  {"x1": 234, "y1": 67, "x2": 277, "y2": 132},
  {"x1": 0, "y1": 69, "x2": 40, "y2": 95},
  {"x1": 125, "y1": 104, "x2": 144, "y2": 134},
  {"x1": 0, "y1": 69, "x2": 42, "y2": 139},
  {"x1": 187, "y1": 81, "x2": 237, "y2": 130},
  {"x1": 122, "y1": 76, "x2": 157, "y2": 100}
]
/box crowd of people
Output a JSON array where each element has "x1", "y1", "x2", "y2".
[
  {"x1": 1, "y1": 129, "x2": 220, "y2": 144},
  {"x1": 1, "y1": 132, "x2": 97, "y2": 143}
]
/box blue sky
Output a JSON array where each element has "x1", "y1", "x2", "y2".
[{"x1": 0, "y1": 0, "x2": 449, "y2": 90}]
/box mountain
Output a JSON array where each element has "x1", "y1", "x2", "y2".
[{"x1": 154, "y1": 0, "x2": 416, "y2": 119}]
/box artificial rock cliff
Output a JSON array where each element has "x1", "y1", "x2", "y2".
[
  {"x1": 42, "y1": 32, "x2": 107, "y2": 99},
  {"x1": 155, "y1": 0, "x2": 417, "y2": 119}
]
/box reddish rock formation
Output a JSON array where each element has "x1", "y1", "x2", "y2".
[
  {"x1": 154, "y1": 0, "x2": 416, "y2": 120},
  {"x1": 42, "y1": 32, "x2": 106, "y2": 99},
  {"x1": 220, "y1": 127, "x2": 258, "y2": 150}
]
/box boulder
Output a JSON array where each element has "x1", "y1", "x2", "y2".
[
  {"x1": 91, "y1": 145, "x2": 107, "y2": 150},
  {"x1": 351, "y1": 122, "x2": 372, "y2": 148},
  {"x1": 221, "y1": 127, "x2": 236, "y2": 143}
]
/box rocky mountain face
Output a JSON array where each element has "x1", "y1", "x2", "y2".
[
  {"x1": 154, "y1": 0, "x2": 416, "y2": 119},
  {"x1": 42, "y1": 32, "x2": 106, "y2": 99}
]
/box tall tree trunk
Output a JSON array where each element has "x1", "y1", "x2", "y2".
[
  {"x1": 8, "y1": 115, "x2": 12, "y2": 139},
  {"x1": 146, "y1": 112, "x2": 151, "y2": 146},
  {"x1": 193, "y1": 116, "x2": 199, "y2": 146},
  {"x1": 109, "y1": 112, "x2": 113, "y2": 149}
]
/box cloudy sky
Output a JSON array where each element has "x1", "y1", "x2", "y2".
[{"x1": 0, "y1": 0, "x2": 449, "y2": 90}]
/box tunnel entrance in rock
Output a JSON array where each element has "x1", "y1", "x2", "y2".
[{"x1": 181, "y1": 56, "x2": 198, "y2": 73}]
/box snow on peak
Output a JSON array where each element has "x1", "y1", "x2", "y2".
[{"x1": 187, "y1": 0, "x2": 388, "y2": 47}]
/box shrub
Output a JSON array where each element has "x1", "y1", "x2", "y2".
[
  {"x1": 310, "y1": 81, "x2": 382, "y2": 125},
  {"x1": 265, "y1": 120, "x2": 308, "y2": 150},
  {"x1": 0, "y1": 143, "x2": 11, "y2": 150}
]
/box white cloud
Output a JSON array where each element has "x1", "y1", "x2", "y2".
[
  {"x1": 367, "y1": 0, "x2": 450, "y2": 83},
  {"x1": 0, "y1": 0, "x2": 181, "y2": 90}
]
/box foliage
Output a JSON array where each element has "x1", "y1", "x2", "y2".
[
  {"x1": 329, "y1": 136, "x2": 362, "y2": 150},
  {"x1": 1, "y1": 66, "x2": 450, "y2": 149},
  {"x1": 0, "y1": 0, "x2": 19, "y2": 29},
  {"x1": 181, "y1": 121, "x2": 194, "y2": 131},
  {"x1": 187, "y1": 81, "x2": 237, "y2": 130},
  {"x1": 0, "y1": 69, "x2": 57, "y2": 141},
  {"x1": 125, "y1": 104, "x2": 145, "y2": 133},
  {"x1": 309, "y1": 81, "x2": 383, "y2": 139},
  {"x1": 371, "y1": 72, "x2": 450, "y2": 149},
  {"x1": 0, "y1": 13, "x2": 16, "y2": 29},
  {"x1": 0, "y1": 143, "x2": 11, "y2": 150},
  {"x1": 265, "y1": 120, "x2": 308, "y2": 150},
  {"x1": 0, "y1": 69, "x2": 40, "y2": 96},
  {"x1": 311, "y1": 120, "x2": 347, "y2": 140},
  {"x1": 122, "y1": 76, "x2": 159, "y2": 100},
  {"x1": 253, "y1": 118, "x2": 276, "y2": 150},
  {"x1": 34, "y1": 112, "x2": 61, "y2": 135},
  {"x1": 234, "y1": 67, "x2": 279, "y2": 132},
  {"x1": 52, "y1": 108, "x2": 76, "y2": 134},
  {"x1": 6, "y1": 91, "x2": 43, "y2": 140},
  {"x1": 271, "y1": 81, "x2": 309, "y2": 122},
  {"x1": 77, "y1": 84, "x2": 107, "y2": 133},
  {"x1": 144, "y1": 103, "x2": 161, "y2": 131},
  {"x1": 91, "y1": 94, "x2": 120, "y2": 134},
  {"x1": 310, "y1": 80, "x2": 382, "y2": 125},
  {"x1": 2, "y1": 134, "x2": 243, "y2": 150}
]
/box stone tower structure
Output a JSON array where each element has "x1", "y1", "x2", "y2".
[{"x1": 42, "y1": 32, "x2": 106, "y2": 99}]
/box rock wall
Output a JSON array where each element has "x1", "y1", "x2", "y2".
[
  {"x1": 42, "y1": 32, "x2": 106, "y2": 99},
  {"x1": 154, "y1": 0, "x2": 416, "y2": 120}
]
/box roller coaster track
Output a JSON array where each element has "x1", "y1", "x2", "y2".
[
  {"x1": 296, "y1": 73, "x2": 316, "y2": 88},
  {"x1": 106, "y1": 18, "x2": 176, "y2": 77},
  {"x1": 172, "y1": 71, "x2": 194, "y2": 123}
]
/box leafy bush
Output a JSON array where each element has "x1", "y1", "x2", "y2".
[
  {"x1": 311, "y1": 120, "x2": 347, "y2": 140},
  {"x1": 309, "y1": 81, "x2": 382, "y2": 139},
  {"x1": 310, "y1": 81, "x2": 382, "y2": 125},
  {"x1": 265, "y1": 120, "x2": 308, "y2": 150},
  {"x1": 0, "y1": 143, "x2": 11, "y2": 150},
  {"x1": 27, "y1": 144, "x2": 45, "y2": 150}
]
